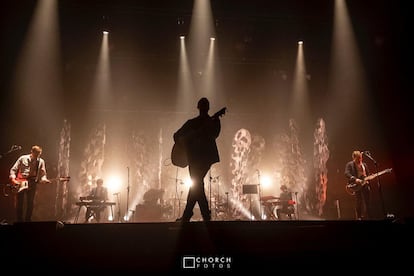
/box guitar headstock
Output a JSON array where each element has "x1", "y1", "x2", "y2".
[{"x1": 213, "y1": 107, "x2": 227, "y2": 119}]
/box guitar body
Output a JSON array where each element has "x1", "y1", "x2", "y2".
[
  {"x1": 10, "y1": 178, "x2": 29, "y2": 193},
  {"x1": 171, "y1": 141, "x2": 188, "y2": 168},
  {"x1": 8, "y1": 176, "x2": 70, "y2": 194},
  {"x1": 346, "y1": 168, "x2": 392, "y2": 195},
  {"x1": 345, "y1": 181, "x2": 367, "y2": 195}
]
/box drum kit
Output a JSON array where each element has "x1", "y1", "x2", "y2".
[{"x1": 163, "y1": 193, "x2": 295, "y2": 221}]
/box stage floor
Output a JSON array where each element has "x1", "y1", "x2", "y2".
[{"x1": 1, "y1": 219, "x2": 412, "y2": 273}]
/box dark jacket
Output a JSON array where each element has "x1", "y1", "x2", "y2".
[
  {"x1": 174, "y1": 114, "x2": 221, "y2": 167},
  {"x1": 344, "y1": 161, "x2": 370, "y2": 184}
]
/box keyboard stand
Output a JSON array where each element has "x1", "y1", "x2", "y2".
[{"x1": 74, "y1": 201, "x2": 115, "y2": 223}]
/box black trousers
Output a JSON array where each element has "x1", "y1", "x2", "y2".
[
  {"x1": 355, "y1": 186, "x2": 371, "y2": 219},
  {"x1": 181, "y1": 163, "x2": 211, "y2": 222},
  {"x1": 16, "y1": 180, "x2": 37, "y2": 222}
]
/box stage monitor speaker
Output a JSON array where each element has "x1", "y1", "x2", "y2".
[{"x1": 135, "y1": 204, "x2": 163, "y2": 222}]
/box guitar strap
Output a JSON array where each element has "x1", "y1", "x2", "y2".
[
  {"x1": 34, "y1": 159, "x2": 40, "y2": 183},
  {"x1": 361, "y1": 163, "x2": 366, "y2": 178},
  {"x1": 356, "y1": 162, "x2": 366, "y2": 179}
]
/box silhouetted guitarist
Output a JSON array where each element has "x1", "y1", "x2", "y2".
[{"x1": 173, "y1": 97, "x2": 225, "y2": 222}]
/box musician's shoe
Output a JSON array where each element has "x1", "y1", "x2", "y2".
[{"x1": 175, "y1": 217, "x2": 189, "y2": 223}]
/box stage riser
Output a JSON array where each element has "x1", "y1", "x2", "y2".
[{"x1": 1, "y1": 220, "x2": 412, "y2": 272}]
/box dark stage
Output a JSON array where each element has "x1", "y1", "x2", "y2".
[{"x1": 1, "y1": 219, "x2": 412, "y2": 273}]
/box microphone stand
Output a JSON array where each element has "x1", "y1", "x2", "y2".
[
  {"x1": 257, "y1": 170, "x2": 262, "y2": 220},
  {"x1": 294, "y1": 192, "x2": 299, "y2": 220},
  {"x1": 126, "y1": 167, "x2": 130, "y2": 222},
  {"x1": 209, "y1": 175, "x2": 219, "y2": 220},
  {"x1": 178, "y1": 191, "x2": 183, "y2": 217},
  {"x1": 374, "y1": 163, "x2": 387, "y2": 217},
  {"x1": 114, "y1": 193, "x2": 122, "y2": 223},
  {"x1": 225, "y1": 192, "x2": 229, "y2": 220},
  {"x1": 209, "y1": 170, "x2": 212, "y2": 217},
  {"x1": 174, "y1": 167, "x2": 179, "y2": 219},
  {"x1": 0, "y1": 145, "x2": 22, "y2": 159},
  {"x1": 364, "y1": 152, "x2": 387, "y2": 218},
  {"x1": 1, "y1": 145, "x2": 23, "y2": 197},
  {"x1": 216, "y1": 176, "x2": 220, "y2": 220},
  {"x1": 173, "y1": 168, "x2": 186, "y2": 219}
]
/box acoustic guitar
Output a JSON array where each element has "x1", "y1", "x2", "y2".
[{"x1": 171, "y1": 107, "x2": 226, "y2": 168}]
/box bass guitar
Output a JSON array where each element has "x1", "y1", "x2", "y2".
[
  {"x1": 345, "y1": 168, "x2": 392, "y2": 195},
  {"x1": 171, "y1": 107, "x2": 226, "y2": 168},
  {"x1": 9, "y1": 176, "x2": 71, "y2": 194}
]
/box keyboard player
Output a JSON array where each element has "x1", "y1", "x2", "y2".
[{"x1": 83, "y1": 178, "x2": 108, "y2": 223}]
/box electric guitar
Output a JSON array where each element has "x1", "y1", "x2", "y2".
[
  {"x1": 345, "y1": 168, "x2": 392, "y2": 195},
  {"x1": 171, "y1": 107, "x2": 226, "y2": 168},
  {"x1": 9, "y1": 176, "x2": 70, "y2": 194}
]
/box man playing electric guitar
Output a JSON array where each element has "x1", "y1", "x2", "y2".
[
  {"x1": 344, "y1": 150, "x2": 372, "y2": 220},
  {"x1": 9, "y1": 145, "x2": 51, "y2": 222}
]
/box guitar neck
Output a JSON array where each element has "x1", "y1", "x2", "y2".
[
  {"x1": 212, "y1": 107, "x2": 226, "y2": 119},
  {"x1": 365, "y1": 169, "x2": 392, "y2": 181}
]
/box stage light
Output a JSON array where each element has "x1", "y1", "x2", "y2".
[
  {"x1": 184, "y1": 178, "x2": 193, "y2": 188},
  {"x1": 106, "y1": 175, "x2": 122, "y2": 193},
  {"x1": 260, "y1": 175, "x2": 272, "y2": 189}
]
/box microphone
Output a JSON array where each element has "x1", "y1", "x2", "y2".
[
  {"x1": 363, "y1": 151, "x2": 377, "y2": 164},
  {"x1": 11, "y1": 145, "x2": 22, "y2": 150}
]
